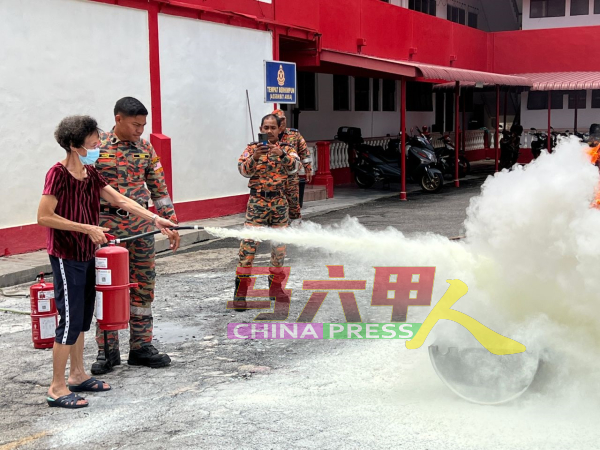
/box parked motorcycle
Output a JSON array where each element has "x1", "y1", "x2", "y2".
[
  {"x1": 418, "y1": 128, "x2": 471, "y2": 179},
  {"x1": 335, "y1": 127, "x2": 444, "y2": 193},
  {"x1": 499, "y1": 124, "x2": 522, "y2": 170}
]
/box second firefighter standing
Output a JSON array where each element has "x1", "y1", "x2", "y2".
[{"x1": 233, "y1": 114, "x2": 300, "y2": 311}]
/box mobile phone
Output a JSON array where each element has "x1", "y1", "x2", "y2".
[{"x1": 258, "y1": 133, "x2": 269, "y2": 145}]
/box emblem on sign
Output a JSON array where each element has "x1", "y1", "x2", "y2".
[{"x1": 277, "y1": 65, "x2": 286, "y2": 86}]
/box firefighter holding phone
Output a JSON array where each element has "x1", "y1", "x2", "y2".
[{"x1": 233, "y1": 114, "x2": 300, "y2": 311}]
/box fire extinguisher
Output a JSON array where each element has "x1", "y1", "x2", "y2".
[
  {"x1": 94, "y1": 227, "x2": 201, "y2": 360},
  {"x1": 30, "y1": 272, "x2": 58, "y2": 349}
]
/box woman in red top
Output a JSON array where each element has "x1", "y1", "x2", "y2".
[{"x1": 38, "y1": 116, "x2": 176, "y2": 409}]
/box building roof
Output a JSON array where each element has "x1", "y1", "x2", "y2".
[{"x1": 319, "y1": 50, "x2": 533, "y2": 86}]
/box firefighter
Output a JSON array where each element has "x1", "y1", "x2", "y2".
[
  {"x1": 91, "y1": 97, "x2": 180, "y2": 375},
  {"x1": 272, "y1": 110, "x2": 312, "y2": 224},
  {"x1": 233, "y1": 114, "x2": 300, "y2": 311}
]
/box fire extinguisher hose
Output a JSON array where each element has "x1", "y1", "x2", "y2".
[
  {"x1": 0, "y1": 307, "x2": 31, "y2": 315},
  {"x1": 105, "y1": 226, "x2": 204, "y2": 245}
]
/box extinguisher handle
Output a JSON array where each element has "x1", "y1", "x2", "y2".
[{"x1": 105, "y1": 233, "x2": 116, "y2": 242}]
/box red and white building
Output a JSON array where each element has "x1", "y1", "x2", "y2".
[{"x1": 2, "y1": 0, "x2": 599, "y2": 256}]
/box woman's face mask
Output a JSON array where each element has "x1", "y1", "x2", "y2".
[{"x1": 78, "y1": 146, "x2": 100, "y2": 165}]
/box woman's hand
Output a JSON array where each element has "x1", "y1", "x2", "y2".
[{"x1": 86, "y1": 225, "x2": 110, "y2": 245}]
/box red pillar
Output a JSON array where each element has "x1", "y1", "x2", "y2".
[
  {"x1": 148, "y1": 4, "x2": 162, "y2": 134},
  {"x1": 461, "y1": 94, "x2": 466, "y2": 153},
  {"x1": 148, "y1": 4, "x2": 173, "y2": 196},
  {"x1": 400, "y1": 77, "x2": 407, "y2": 201},
  {"x1": 547, "y1": 91, "x2": 552, "y2": 152},
  {"x1": 495, "y1": 85, "x2": 500, "y2": 172},
  {"x1": 454, "y1": 81, "x2": 460, "y2": 187},
  {"x1": 313, "y1": 141, "x2": 334, "y2": 198},
  {"x1": 503, "y1": 89, "x2": 508, "y2": 129},
  {"x1": 574, "y1": 91, "x2": 578, "y2": 133}
]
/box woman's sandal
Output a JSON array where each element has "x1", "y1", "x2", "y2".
[
  {"x1": 68, "y1": 377, "x2": 111, "y2": 392},
  {"x1": 47, "y1": 392, "x2": 88, "y2": 409}
]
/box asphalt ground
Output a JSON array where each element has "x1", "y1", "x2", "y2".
[{"x1": 1, "y1": 177, "x2": 597, "y2": 450}]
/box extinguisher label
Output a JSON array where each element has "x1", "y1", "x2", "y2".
[
  {"x1": 38, "y1": 291, "x2": 55, "y2": 300},
  {"x1": 96, "y1": 291, "x2": 103, "y2": 320},
  {"x1": 96, "y1": 269, "x2": 112, "y2": 286},
  {"x1": 39, "y1": 315, "x2": 57, "y2": 340},
  {"x1": 38, "y1": 299, "x2": 51, "y2": 312},
  {"x1": 95, "y1": 257, "x2": 108, "y2": 269}
]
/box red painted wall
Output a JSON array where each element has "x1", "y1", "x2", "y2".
[
  {"x1": 491, "y1": 26, "x2": 600, "y2": 73},
  {"x1": 317, "y1": 0, "x2": 489, "y2": 70}
]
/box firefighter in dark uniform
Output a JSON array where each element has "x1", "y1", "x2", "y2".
[
  {"x1": 272, "y1": 109, "x2": 312, "y2": 224},
  {"x1": 233, "y1": 114, "x2": 300, "y2": 311},
  {"x1": 92, "y1": 97, "x2": 180, "y2": 374}
]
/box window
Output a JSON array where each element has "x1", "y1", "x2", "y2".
[
  {"x1": 333, "y1": 75, "x2": 350, "y2": 111},
  {"x1": 530, "y1": 0, "x2": 566, "y2": 18},
  {"x1": 468, "y1": 11, "x2": 478, "y2": 28},
  {"x1": 447, "y1": 5, "x2": 466, "y2": 24},
  {"x1": 568, "y1": 90, "x2": 586, "y2": 109},
  {"x1": 354, "y1": 77, "x2": 370, "y2": 111},
  {"x1": 596, "y1": 0, "x2": 600, "y2": 14},
  {"x1": 382, "y1": 79, "x2": 396, "y2": 112},
  {"x1": 527, "y1": 91, "x2": 564, "y2": 110},
  {"x1": 409, "y1": 0, "x2": 436, "y2": 16},
  {"x1": 297, "y1": 72, "x2": 317, "y2": 111},
  {"x1": 373, "y1": 78, "x2": 380, "y2": 112},
  {"x1": 406, "y1": 82, "x2": 434, "y2": 112},
  {"x1": 570, "y1": 0, "x2": 589, "y2": 15},
  {"x1": 592, "y1": 90, "x2": 600, "y2": 108}
]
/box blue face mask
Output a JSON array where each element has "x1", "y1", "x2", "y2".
[{"x1": 78, "y1": 146, "x2": 100, "y2": 165}]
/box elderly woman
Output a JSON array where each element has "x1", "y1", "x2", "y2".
[{"x1": 38, "y1": 115, "x2": 176, "y2": 409}]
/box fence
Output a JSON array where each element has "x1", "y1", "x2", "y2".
[{"x1": 308, "y1": 130, "x2": 490, "y2": 172}]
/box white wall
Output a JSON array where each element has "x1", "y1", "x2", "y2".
[
  {"x1": 159, "y1": 15, "x2": 273, "y2": 202},
  {"x1": 0, "y1": 0, "x2": 151, "y2": 229},
  {"x1": 290, "y1": 74, "x2": 436, "y2": 142},
  {"x1": 520, "y1": 91, "x2": 600, "y2": 131},
  {"x1": 523, "y1": 0, "x2": 600, "y2": 29}
]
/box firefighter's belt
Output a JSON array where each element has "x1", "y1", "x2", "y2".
[{"x1": 250, "y1": 189, "x2": 284, "y2": 199}]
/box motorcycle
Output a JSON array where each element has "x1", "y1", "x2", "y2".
[
  {"x1": 499, "y1": 124, "x2": 522, "y2": 170},
  {"x1": 335, "y1": 127, "x2": 444, "y2": 193},
  {"x1": 414, "y1": 127, "x2": 470, "y2": 179},
  {"x1": 529, "y1": 127, "x2": 570, "y2": 159}
]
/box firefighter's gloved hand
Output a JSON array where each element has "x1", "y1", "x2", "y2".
[{"x1": 87, "y1": 226, "x2": 110, "y2": 245}]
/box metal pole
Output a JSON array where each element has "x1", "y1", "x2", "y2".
[
  {"x1": 495, "y1": 85, "x2": 500, "y2": 173},
  {"x1": 400, "y1": 77, "x2": 407, "y2": 201},
  {"x1": 455, "y1": 81, "x2": 460, "y2": 187},
  {"x1": 547, "y1": 91, "x2": 552, "y2": 152}
]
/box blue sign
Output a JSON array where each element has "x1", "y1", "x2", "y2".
[{"x1": 265, "y1": 60, "x2": 297, "y2": 104}]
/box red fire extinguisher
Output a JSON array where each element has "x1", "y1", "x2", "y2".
[
  {"x1": 30, "y1": 272, "x2": 58, "y2": 349},
  {"x1": 95, "y1": 234, "x2": 138, "y2": 332}
]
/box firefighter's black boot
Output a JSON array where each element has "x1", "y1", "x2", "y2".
[
  {"x1": 268, "y1": 276, "x2": 290, "y2": 303},
  {"x1": 91, "y1": 346, "x2": 121, "y2": 375},
  {"x1": 233, "y1": 276, "x2": 249, "y2": 311},
  {"x1": 128, "y1": 343, "x2": 171, "y2": 368}
]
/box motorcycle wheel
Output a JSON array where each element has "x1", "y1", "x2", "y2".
[
  {"x1": 354, "y1": 172, "x2": 375, "y2": 188},
  {"x1": 420, "y1": 169, "x2": 443, "y2": 193}
]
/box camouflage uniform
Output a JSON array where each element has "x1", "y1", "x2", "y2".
[
  {"x1": 237, "y1": 141, "x2": 300, "y2": 282},
  {"x1": 95, "y1": 130, "x2": 177, "y2": 353},
  {"x1": 280, "y1": 128, "x2": 312, "y2": 220}
]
